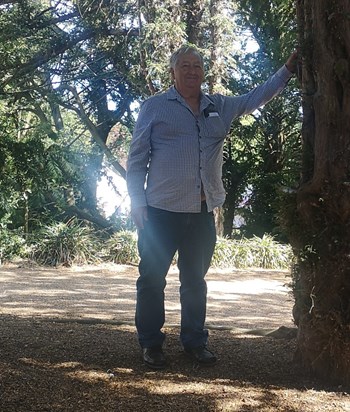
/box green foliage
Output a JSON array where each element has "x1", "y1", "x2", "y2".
[
  {"x1": 1, "y1": 223, "x2": 293, "y2": 269},
  {"x1": 0, "y1": 227, "x2": 28, "y2": 263},
  {"x1": 223, "y1": 0, "x2": 302, "y2": 238},
  {"x1": 107, "y1": 230, "x2": 139, "y2": 264},
  {"x1": 31, "y1": 219, "x2": 100, "y2": 266},
  {"x1": 236, "y1": 96, "x2": 301, "y2": 239},
  {"x1": 0, "y1": 124, "x2": 93, "y2": 229},
  {"x1": 0, "y1": 0, "x2": 302, "y2": 248},
  {"x1": 105, "y1": 231, "x2": 292, "y2": 269},
  {"x1": 211, "y1": 237, "x2": 241, "y2": 268},
  {"x1": 108, "y1": 213, "x2": 135, "y2": 232},
  {"x1": 211, "y1": 234, "x2": 293, "y2": 269},
  {"x1": 0, "y1": 0, "x2": 138, "y2": 231}
]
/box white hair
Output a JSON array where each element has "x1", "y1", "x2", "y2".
[{"x1": 169, "y1": 45, "x2": 204, "y2": 70}]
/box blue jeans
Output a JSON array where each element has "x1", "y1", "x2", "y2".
[{"x1": 135, "y1": 203, "x2": 216, "y2": 349}]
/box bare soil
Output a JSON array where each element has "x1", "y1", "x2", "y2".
[{"x1": 0, "y1": 262, "x2": 349, "y2": 411}]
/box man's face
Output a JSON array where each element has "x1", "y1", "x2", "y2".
[{"x1": 171, "y1": 52, "x2": 204, "y2": 93}]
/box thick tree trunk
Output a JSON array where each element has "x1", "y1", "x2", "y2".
[{"x1": 292, "y1": 0, "x2": 350, "y2": 384}]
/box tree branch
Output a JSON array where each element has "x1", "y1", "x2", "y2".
[
  {"x1": 3, "y1": 29, "x2": 97, "y2": 86},
  {"x1": 0, "y1": 0, "x2": 19, "y2": 4},
  {"x1": 59, "y1": 85, "x2": 127, "y2": 180}
]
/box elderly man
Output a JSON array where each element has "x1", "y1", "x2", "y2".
[{"x1": 127, "y1": 45, "x2": 298, "y2": 369}]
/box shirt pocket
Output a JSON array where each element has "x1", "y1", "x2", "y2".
[{"x1": 203, "y1": 114, "x2": 227, "y2": 139}]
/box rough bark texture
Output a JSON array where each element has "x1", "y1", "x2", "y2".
[
  {"x1": 184, "y1": 0, "x2": 205, "y2": 45},
  {"x1": 292, "y1": 0, "x2": 350, "y2": 384}
]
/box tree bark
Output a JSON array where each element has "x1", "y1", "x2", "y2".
[
  {"x1": 292, "y1": 0, "x2": 350, "y2": 384},
  {"x1": 184, "y1": 0, "x2": 205, "y2": 45}
]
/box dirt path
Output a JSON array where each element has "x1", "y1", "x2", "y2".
[
  {"x1": 0, "y1": 262, "x2": 294, "y2": 332},
  {"x1": 1, "y1": 262, "x2": 349, "y2": 412}
]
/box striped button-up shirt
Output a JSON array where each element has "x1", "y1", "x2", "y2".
[{"x1": 127, "y1": 65, "x2": 292, "y2": 213}]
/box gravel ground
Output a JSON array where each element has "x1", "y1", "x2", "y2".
[{"x1": 0, "y1": 262, "x2": 349, "y2": 411}]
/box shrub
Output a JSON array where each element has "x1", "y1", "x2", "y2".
[
  {"x1": 248, "y1": 234, "x2": 293, "y2": 269},
  {"x1": 31, "y1": 219, "x2": 100, "y2": 266},
  {"x1": 105, "y1": 232, "x2": 293, "y2": 269},
  {"x1": 107, "y1": 230, "x2": 139, "y2": 264},
  {"x1": 211, "y1": 237, "x2": 234, "y2": 268},
  {"x1": 212, "y1": 235, "x2": 293, "y2": 269},
  {"x1": 0, "y1": 227, "x2": 28, "y2": 263}
]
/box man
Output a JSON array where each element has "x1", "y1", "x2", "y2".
[{"x1": 127, "y1": 45, "x2": 298, "y2": 369}]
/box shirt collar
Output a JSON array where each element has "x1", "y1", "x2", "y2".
[{"x1": 166, "y1": 86, "x2": 214, "y2": 113}]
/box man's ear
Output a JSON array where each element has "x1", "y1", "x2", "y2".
[{"x1": 170, "y1": 68, "x2": 175, "y2": 82}]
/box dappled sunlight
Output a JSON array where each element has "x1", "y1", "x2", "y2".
[
  {"x1": 2, "y1": 315, "x2": 348, "y2": 412},
  {"x1": 66, "y1": 369, "x2": 113, "y2": 382},
  {"x1": 4, "y1": 289, "x2": 83, "y2": 296},
  {"x1": 18, "y1": 357, "x2": 135, "y2": 384},
  {"x1": 69, "y1": 263, "x2": 137, "y2": 274},
  {"x1": 20, "y1": 358, "x2": 84, "y2": 370},
  {"x1": 14, "y1": 354, "x2": 300, "y2": 411},
  {"x1": 0, "y1": 263, "x2": 294, "y2": 330},
  {"x1": 0, "y1": 263, "x2": 137, "y2": 322},
  {"x1": 204, "y1": 270, "x2": 294, "y2": 330},
  {"x1": 140, "y1": 377, "x2": 243, "y2": 395},
  {"x1": 111, "y1": 367, "x2": 134, "y2": 375},
  {"x1": 11, "y1": 344, "x2": 349, "y2": 412},
  {"x1": 1, "y1": 306, "x2": 67, "y2": 316},
  {"x1": 165, "y1": 302, "x2": 181, "y2": 312},
  {"x1": 207, "y1": 279, "x2": 289, "y2": 296}
]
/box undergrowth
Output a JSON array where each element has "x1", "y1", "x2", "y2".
[{"x1": 0, "y1": 223, "x2": 293, "y2": 269}]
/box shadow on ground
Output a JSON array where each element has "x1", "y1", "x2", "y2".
[{"x1": 1, "y1": 315, "x2": 349, "y2": 412}]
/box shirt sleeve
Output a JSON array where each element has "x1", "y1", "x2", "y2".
[
  {"x1": 221, "y1": 65, "x2": 293, "y2": 125},
  {"x1": 126, "y1": 100, "x2": 152, "y2": 209}
]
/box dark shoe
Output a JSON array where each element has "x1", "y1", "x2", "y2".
[
  {"x1": 142, "y1": 346, "x2": 166, "y2": 369},
  {"x1": 184, "y1": 346, "x2": 217, "y2": 365}
]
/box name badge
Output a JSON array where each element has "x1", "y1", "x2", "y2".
[{"x1": 208, "y1": 112, "x2": 219, "y2": 117}]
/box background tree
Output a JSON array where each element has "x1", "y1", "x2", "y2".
[
  {"x1": 0, "y1": 0, "x2": 240, "y2": 232},
  {"x1": 0, "y1": 0, "x2": 140, "y2": 231},
  {"x1": 284, "y1": 0, "x2": 350, "y2": 384},
  {"x1": 225, "y1": 0, "x2": 301, "y2": 239},
  {"x1": 0, "y1": 0, "x2": 303, "y2": 246}
]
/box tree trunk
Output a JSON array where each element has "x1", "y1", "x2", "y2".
[
  {"x1": 291, "y1": 0, "x2": 350, "y2": 384},
  {"x1": 184, "y1": 0, "x2": 205, "y2": 45}
]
